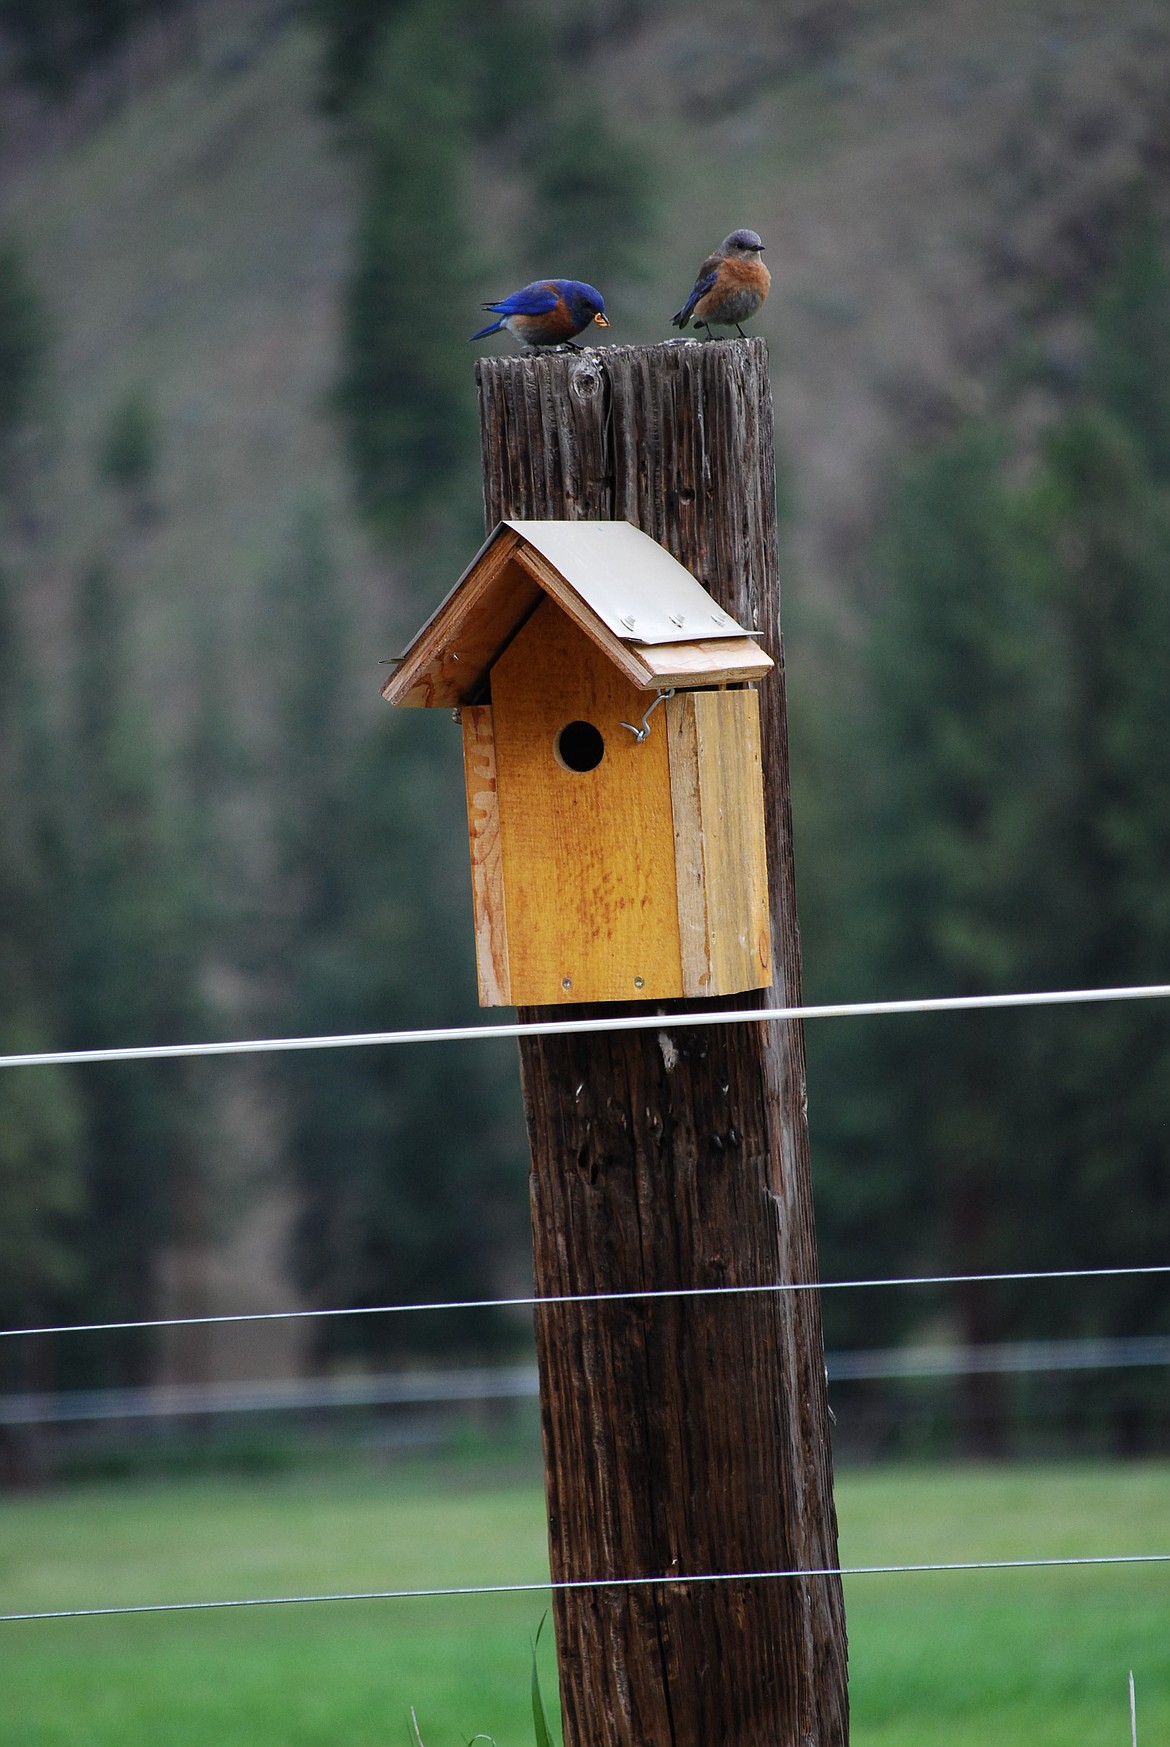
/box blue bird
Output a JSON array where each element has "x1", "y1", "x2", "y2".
[
  {"x1": 470, "y1": 279, "x2": 609, "y2": 351},
  {"x1": 671, "y1": 229, "x2": 771, "y2": 339}
]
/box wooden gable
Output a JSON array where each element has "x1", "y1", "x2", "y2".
[{"x1": 382, "y1": 520, "x2": 774, "y2": 708}]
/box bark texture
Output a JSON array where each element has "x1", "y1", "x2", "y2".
[{"x1": 476, "y1": 338, "x2": 848, "y2": 1747}]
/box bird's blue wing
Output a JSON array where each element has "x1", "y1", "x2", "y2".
[
  {"x1": 484, "y1": 283, "x2": 561, "y2": 317},
  {"x1": 672, "y1": 268, "x2": 718, "y2": 326}
]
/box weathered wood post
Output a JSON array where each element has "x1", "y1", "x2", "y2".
[{"x1": 474, "y1": 339, "x2": 849, "y2": 1747}]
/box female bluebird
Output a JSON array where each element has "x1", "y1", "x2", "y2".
[
  {"x1": 671, "y1": 229, "x2": 771, "y2": 339},
  {"x1": 470, "y1": 279, "x2": 609, "y2": 351}
]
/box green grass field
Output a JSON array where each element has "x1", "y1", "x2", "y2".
[{"x1": 0, "y1": 1458, "x2": 1167, "y2": 1747}]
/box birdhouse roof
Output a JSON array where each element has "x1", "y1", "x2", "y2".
[{"x1": 383, "y1": 520, "x2": 773, "y2": 707}]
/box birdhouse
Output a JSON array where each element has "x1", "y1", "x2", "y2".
[{"x1": 383, "y1": 521, "x2": 775, "y2": 1006}]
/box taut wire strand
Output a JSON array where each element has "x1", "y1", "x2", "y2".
[
  {"x1": 3, "y1": 1262, "x2": 1169, "y2": 1341},
  {"x1": 1, "y1": 981, "x2": 1170, "y2": 1071},
  {"x1": 3, "y1": 1553, "x2": 1168, "y2": 1624}
]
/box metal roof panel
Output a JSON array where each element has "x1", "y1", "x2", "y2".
[{"x1": 504, "y1": 520, "x2": 750, "y2": 645}]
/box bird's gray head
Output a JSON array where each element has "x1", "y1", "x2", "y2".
[{"x1": 722, "y1": 228, "x2": 765, "y2": 254}]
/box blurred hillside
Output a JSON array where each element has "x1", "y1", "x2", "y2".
[
  {"x1": 1, "y1": 0, "x2": 1169, "y2": 1445},
  {"x1": 3, "y1": 1, "x2": 1168, "y2": 652},
  {"x1": 0, "y1": 1, "x2": 382, "y2": 713}
]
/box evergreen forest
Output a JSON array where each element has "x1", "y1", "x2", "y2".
[{"x1": 0, "y1": 0, "x2": 1169, "y2": 1460}]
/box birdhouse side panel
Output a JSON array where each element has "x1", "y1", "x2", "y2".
[
  {"x1": 666, "y1": 689, "x2": 772, "y2": 999},
  {"x1": 460, "y1": 705, "x2": 511, "y2": 1006},
  {"x1": 489, "y1": 601, "x2": 684, "y2": 1005}
]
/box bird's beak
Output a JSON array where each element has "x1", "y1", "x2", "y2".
[{"x1": 594, "y1": 312, "x2": 610, "y2": 327}]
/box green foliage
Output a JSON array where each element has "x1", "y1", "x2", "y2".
[
  {"x1": 0, "y1": 235, "x2": 48, "y2": 489},
  {"x1": 530, "y1": 1615, "x2": 556, "y2": 1747},
  {"x1": 1089, "y1": 213, "x2": 1170, "y2": 484},
  {"x1": 329, "y1": 0, "x2": 651, "y2": 563},
  {"x1": 95, "y1": 388, "x2": 160, "y2": 502},
  {"x1": 0, "y1": 567, "x2": 83, "y2": 1338},
  {"x1": 804, "y1": 221, "x2": 1170, "y2": 1437},
  {"x1": 255, "y1": 507, "x2": 527, "y2": 1364},
  {"x1": 310, "y1": 0, "x2": 412, "y2": 114},
  {"x1": 278, "y1": 731, "x2": 527, "y2": 1363},
  {"x1": 50, "y1": 556, "x2": 210, "y2": 1382},
  {"x1": 312, "y1": 0, "x2": 540, "y2": 129},
  {"x1": 805, "y1": 424, "x2": 1053, "y2": 1363},
  {"x1": 1009, "y1": 408, "x2": 1170, "y2": 1363},
  {"x1": 336, "y1": 2, "x2": 481, "y2": 546},
  {"x1": 0, "y1": 0, "x2": 183, "y2": 96},
  {"x1": 522, "y1": 99, "x2": 653, "y2": 286}
]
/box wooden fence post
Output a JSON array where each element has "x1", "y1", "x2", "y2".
[{"x1": 475, "y1": 339, "x2": 849, "y2": 1747}]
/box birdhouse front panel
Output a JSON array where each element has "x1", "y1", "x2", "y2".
[{"x1": 487, "y1": 599, "x2": 685, "y2": 1005}]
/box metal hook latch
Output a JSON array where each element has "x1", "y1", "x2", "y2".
[{"x1": 620, "y1": 688, "x2": 676, "y2": 744}]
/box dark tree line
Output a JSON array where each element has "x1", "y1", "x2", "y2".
[
  {"x1": 2, "y1": 0, "x2": 1168, "y2": 1461},
  {"x1": 285, "y1": 0, "x2": 653, "y2": 1365},
  {"x1": 799, "y1": 217, "x2": 1170, "y2": 1452},
  {"x1": 0, "y1": 0, "x2": 195, "y2": 95}
]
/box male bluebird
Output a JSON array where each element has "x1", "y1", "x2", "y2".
[
  {"x1": 671, "y1": 229, "x2": 771, "y2": 339},
  {"x1": 470, "y1": 279, "x2": 609, "y2": 351}
]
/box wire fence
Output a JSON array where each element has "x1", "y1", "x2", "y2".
[{"x1": 3, "y1": 977, "x2": 1169, "y2": 1636}]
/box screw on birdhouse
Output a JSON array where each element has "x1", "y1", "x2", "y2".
[
  {"x1": 669, "y1": 613, "x2": 685, "y2": 628},
  {"x1": 633, "y1": 976, "x2": 644, "y2": 989},
  {"x1": 561, "y1": 977, "x2": 572, "y2": 990},
  {"x1": 619, "y1": 687, "x2": 676, "y2": 744},
  {"x1": 620, "y1": 613, "x2": 636, "y2": 631}
]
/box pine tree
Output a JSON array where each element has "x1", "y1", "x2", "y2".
[
  {"x1": 57, "y1": 557, "x2": 208, "y2": 1385},
  {"x1": 0, "y1": 566, "x2": 82, "y2": 1355},
  {"x1": 810, "y1": 426, "x2": 1056, "y2": 1449},
  {"x1": 1017, "y1": 408, "x2": 1170, "y2": 1446},
  {"x1": 335, "y1": 1, "x2": 482, "y2": 556},
  {"x1": 258, "y1": 506, "x2": 528, "y2": 1364}
]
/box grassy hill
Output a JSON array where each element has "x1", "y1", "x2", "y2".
[{"x1": 0, "y1": 4, "x2": 384, "y2": 734}]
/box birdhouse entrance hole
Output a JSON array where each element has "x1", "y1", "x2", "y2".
[{"x1": 555, "y1": 719, "x2": 605, "y2": 772}]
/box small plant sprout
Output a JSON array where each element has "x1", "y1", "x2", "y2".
[
  {"x1": 531, "y1": 1614, "x2": 558, "y2": 1747},
  {"x1": 407, "y1": 1623, "x2": 553, "y2": 1747}
]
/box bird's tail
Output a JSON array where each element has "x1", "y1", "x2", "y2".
[
  {"x1": 469, "y1": 316, "x2": 506, "y2": 341},
  {"x1": 670, "y1": 299, "x2": 696, "y2": 329}
]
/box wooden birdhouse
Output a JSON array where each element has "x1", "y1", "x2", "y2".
[{"x1": 383, "y1": 520, "x2": 775, "y2": 1006}]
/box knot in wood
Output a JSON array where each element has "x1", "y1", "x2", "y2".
[{"x1": 569, "y1": 357, "x2": 604, "y2": 402}]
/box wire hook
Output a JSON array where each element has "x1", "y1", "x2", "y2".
[{"x1": 620, "y1": 688, "x2": 675, "y2": 743}]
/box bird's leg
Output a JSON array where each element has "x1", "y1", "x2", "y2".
[{"x1": 735, "y1": 323, "x2": 747, "y2": 338}]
